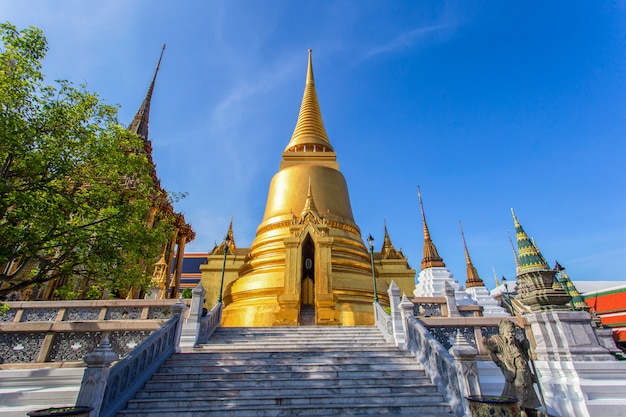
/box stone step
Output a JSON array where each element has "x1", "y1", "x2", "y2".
[
  {"x1": 155, "y1": 362, "x2": 424, "y2": 374},
  {"x1": 143, "y1": 376, "x2": 433, "y2": 391},
  {"x1": 125, "y1": 393, "x2": 449, "y2": 409},
  {"x1": 200, "y1": 342, "x2": 389, "y2": 348},
  {"x1": 163, "y1": 354, "x2": 416, "y2": 367},
  {"x1": 116, "y1": 326, "x2": 454, "y2": 417},
  {"x1": 117, "y1": 403, "x2": 455, "y2": 417},
  {"x1": 135, "y1": 384, "x2": 442, "y2": 399},
  {"x1": 171, "y1": 349, "x2": 414, "y2": 360},
  {"x1": 151, "y1": 368, "x2": 428, "y2": 381}
]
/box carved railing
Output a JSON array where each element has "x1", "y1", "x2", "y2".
[
  {"x1": 99, "y1": 317, "x2": 177, "y2": 417},
  {"x1": 196, "y1": 302, "x2": 222, "y2": 345},
  {"x1": 373, "y1": 302, "x2": 394, "y2": 343},
  {"x1": 0, "y1": 299, "x2": 191, "y2": 365},
  {"x1": 76, "y1": 300, "x2": 187, "y2": 417}
]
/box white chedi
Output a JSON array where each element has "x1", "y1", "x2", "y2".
[{"x1": 414, "y1": 266, "x2": 475, "y2": 306}]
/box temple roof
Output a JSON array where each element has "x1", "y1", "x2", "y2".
[
  {"x1": 283, "y1": 50, "x2": 334, "y2": 153},
  {"x1": 459, "y1": 221, "x2": 484, "y2": 288},
  {"x1": 418, "y1": 187, "x2": 446, "y2": 270},
  {"x1": 381, "y1": 221, "x2": 405, "y2": 260},
  {"x1": 210, "y1": 217, "x2": 236, "y2": 255},
  {"x1": 511, "y1": 208, "x2": 550, "y2": 274}
]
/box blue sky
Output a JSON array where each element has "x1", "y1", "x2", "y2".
[{"x1": 2, "y1": 1, "x2": 625, "y2": 288}]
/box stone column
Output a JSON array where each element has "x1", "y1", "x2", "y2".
[
  {"x1": 449, "y1": 331, "x2": 481, "y2": 403},
  {"x1": 75, "y1": 334, "x2": 119, "y2": 417},
  {"x1": 387, "y1": 281, "x2": 406, "y2": 349},
  {"x1": 442, "y1": 281, "x2": 461, "y2": 317},
  {"x1": 180, "y1": 284, "x2": 204, "y2": 350},
  {"x1": 170, "y1": 298, "x2": 188, "y2": 354},
  {"x1": 399, "y1": 295, "x2": 415, "y2": 340}
]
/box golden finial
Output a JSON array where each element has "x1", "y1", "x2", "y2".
[
  {"x1": 459, "y1": 221, "x2": 484, "y2": 288},
  {"x1": 492, "y1": 266, "x2": 501, "y2": 287},
  {"x1": 417, "y1": 187, "x2": 445, "y2": 270}
]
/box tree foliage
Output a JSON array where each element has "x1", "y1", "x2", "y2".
[{"x1": 0, "y1": 23, "x2": 177, "y2": 299}]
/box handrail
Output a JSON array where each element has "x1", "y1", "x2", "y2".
[
  {"x1": 76, "y1": 299, "x2": 187, "y2": 417},
  {"x1": 373, "y1": 302, "x2": 394, "y2": 343},
  {"x1": 98, "y1": 314, "x2": 179, "y2": 417},
  {"x1": 404, "y1": 313, "x2": 465, "y2": 417},
  {"x1": 196, "y1": 302, "x2": 222, "y2": 345}
]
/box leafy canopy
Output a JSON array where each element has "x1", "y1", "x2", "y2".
[{"x1": 0, "y1": 23, "x2": 178, "y2": 299}]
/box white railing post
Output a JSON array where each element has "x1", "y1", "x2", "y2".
[
  {"x1": 171, "y1": 298, "x2": 188, "y2": 353},
  {"x1": 449, "y1": 331, "x2": 481, "y2": 416},
  {"x1": 387, "y1": 281, "x2": 407, "y2": 348},
  {"x1": 75, "y1": 334, "x2": 119, "y2": 417},
  {"x1": 180, "y1": 282, "x2": 204, "y2": 350}
]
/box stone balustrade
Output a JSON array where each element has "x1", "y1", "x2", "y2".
[{"x1": 0, "y1": 299, "x2": 191, "y2": 366}]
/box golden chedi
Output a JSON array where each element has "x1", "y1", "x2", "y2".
[{"x1": 202, "y1": 50, "x2": 416, "y2": 326}]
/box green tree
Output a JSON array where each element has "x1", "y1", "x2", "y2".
[{"x1": 0, "y1": 23, "x2": 177, "y2": 299}]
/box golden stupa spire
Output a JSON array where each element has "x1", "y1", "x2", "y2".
[
  {"x1": 283, "y1": 49, "x2": 333, "y2": 153},
  {"x1": 418, "y1": 187, "x2": 446, "y2": 270},
  {"x1": 459, "y1": 221, "x2": 484, "y2": 288}
]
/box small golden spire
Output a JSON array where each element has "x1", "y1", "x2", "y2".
[
  {"x1": 418, "y1": 187, "x2": 446, "y2": 270},
  {"x1": 459, "y1": 221, "x2": 484, "y2": 288},
  {"x1": 492, "y1": 266, "x2": 501, "y2": 287},
  {"x1": 210, "y1": 217, "x2": 236, "y2": 255},
  {"x1": 507, "y1": 229, "x2": 520, "y2": 275},
  {"x1": 381, "y1": 220, "x2": 405, "y2": 260},
  {"x1": 284, "y1": 49, "x2": 333, "y2": 153},
  {"x1": 301, "y1": 177, "x2": 319, "y2": 215}
]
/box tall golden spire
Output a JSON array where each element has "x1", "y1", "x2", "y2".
[
  {"x1": 459, "y1": 221, "x2": 484, "y2": 288},
  {"x1": 128, "y1": 44, "x2": 166, "y2": 142},
  {"x1": 283, "y1": 49, "x2": 333, "y2": 153},
  {"x1": 418, "y1": 187, "x2": 446, "y2": 270}
]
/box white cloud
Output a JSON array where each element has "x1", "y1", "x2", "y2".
[{"x1": 363, "y1": 24, "x2": 453, "y2": 60}]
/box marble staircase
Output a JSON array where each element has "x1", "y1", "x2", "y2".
[{"x1": 116, "y1": 326, "x2": 455, "y2": 416}]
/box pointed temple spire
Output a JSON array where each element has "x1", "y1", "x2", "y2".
[
  {"x1": 418, "y1": 187, "x2": 446, "y2": 270},
  {"x1": 128, "y1": 44, "x2": 166, "y2": 142},
  {"x1": 210, "y1": 216, "x2": 236, "y2": 255},
  {"x1": 459, "y1": 221, "x2": 485, "y2": 288},
  {"x1": 381, "y1": 220, "x2": 405, "y2": 259},
  {"x1": 511, "y1": 208, "x2": 550, "y2": 274},
  {"x1": 283, "y1": 49, "x2": 334, "y2": 153},
  {"x1": 554, "y1": 261, "x2": 589, "y2": 311},
  {"x1": 492, "y1": 266, "x2": 501, "y2": 287},
  {"x1": 507, "y1": 229, "x2": 521, "y2": 275}
]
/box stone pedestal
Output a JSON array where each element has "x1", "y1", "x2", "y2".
[
  {"x1": 526, "y1": 310, "x2": 626, "y2": 417},
  {"x1": 274, "y1": 294, "x2": 299, "y2": 326},
  {"x1": 527, "y1": 310, "x2": 614, "y2": 362}
]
